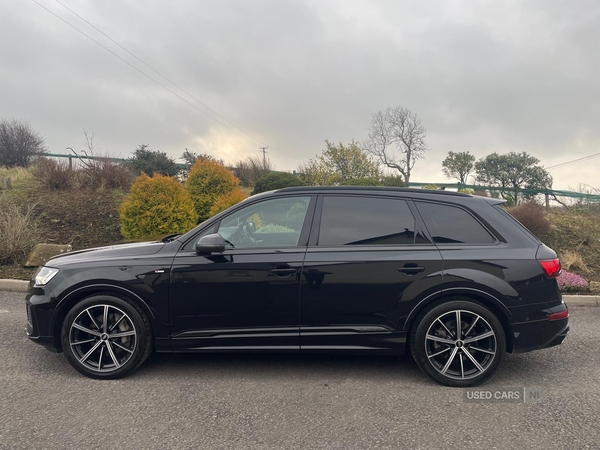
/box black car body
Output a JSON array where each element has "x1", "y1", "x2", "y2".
[{"x1": 26, "y1": 187, "x2": 569, "y2": 386}]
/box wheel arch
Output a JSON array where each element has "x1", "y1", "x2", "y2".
[
  {"x1": 51, "y1": 284, "x2": 159, "y2": 352},
  {"x1": 403, "y1": 288, "x2": 515, "y2": 353}
]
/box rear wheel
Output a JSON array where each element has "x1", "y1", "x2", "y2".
[
  {"x1": 61, "y1": 295, "x2": 153, "y2": 379},
  {"x1": 410, "y1": 299, "x2": 505, "y2": 387}
]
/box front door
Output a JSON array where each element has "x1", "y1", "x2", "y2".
[
  {"x1": 170, "y1": 195, "x2": 314, "y2": 351},
  {"x1": 300, "y1": 195, "x2": 443, "y2": 354}
]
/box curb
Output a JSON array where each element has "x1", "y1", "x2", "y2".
[
  {"x1": 0, "y1": 279, "x2": 29, "y2": 292},
  {"x1": 0, "y1": 279, "x2": 598, "y2": 305},
  {"x1": 563, "y1": 295, "x2": 599, "y2": 306}
]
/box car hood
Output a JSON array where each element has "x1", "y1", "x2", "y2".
[{"x1": 46, "y1": 241, "x2": 165, "y2": 266}]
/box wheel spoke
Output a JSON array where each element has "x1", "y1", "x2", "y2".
[
  {"x1": 470, "y1": 346, "x2": 495, "y2": 355},
  {"x1": 72, "y1": 322, "x2": 101, "y2": 337},
  {"x1": 464, "y1": 330, "x2": 495, "y2": 344},
  {"x1": 105, "y1": 341, "x2": 121, "y2": 368},
  {"x1": 462, "y1": 346, "x2": 485, "y2": 373},
  {"x1": 109, "y1": 313, "x2": 126, "y2": 332},
  {"x1": 86, "y1": 309, "x2": 101, "y2": 330},
  {"x1": 110, "y1": 330, "x2": 136, "y2": 338},
  {"x1": 459, "y1": 353, "x2": 465, "y2": 379},
  {"x1": 98, "y1": 345, "x2": 104, "y2": 370},
  {"x1": 464, "y1": 316, "x2": 479, "y2": 337},
  {"x1": 455, "y1": 311, "x2": 461, "y2": 340},
  {"x1": 428, "y1": 347, "x2": 451, "y2": 359},
  {"x1": 70, "y1": 338, "x2": 95, "y2": 346},
  {"x1": 112, "y1": 340, "x2": 134, "y2": 354},
  {"x1": 79, "y1": 340, "x2": 103, "y2": 363},
  {"x1": 441, "y1": 347, "x2": 459, "y2": 374},
  {"x1": 436, "y1": 319, "x2": 455, "y2": 339},
  {"x1": 102, "y1": 305, "x2": 109, "y2": 333},
  {"x1": 426, "y1": 334, "x2": 455, "y2": 345}
]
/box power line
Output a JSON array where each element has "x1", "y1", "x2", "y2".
[
  {"x1": 546, "y1": 152, "x2": 600, "y2": 170},
  {"x1": 53, "y1": 0, "x2": 266, "y2": 149},
  {"x1": 31, "y1": 0, "x2": 306, "y2": 162}
]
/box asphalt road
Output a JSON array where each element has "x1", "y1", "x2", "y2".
[{"x1": 1, "y1": 291, "x2": 599, "y2": 450}]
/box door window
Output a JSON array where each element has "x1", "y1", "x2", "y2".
[
  {"x1": 217, "y1": 197, "x2": 311, "y2": 249},
  {"x1": 318, "y1": 196, "x2": 420, "y2": 246}
]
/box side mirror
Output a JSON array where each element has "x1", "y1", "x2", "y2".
[{"x1": 195, "y1": 233, "x2": 226, "y2": 255}]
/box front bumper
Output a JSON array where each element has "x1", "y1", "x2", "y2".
[{"x1": 25, "y1": 283, "x2": 62, "y2": 352}]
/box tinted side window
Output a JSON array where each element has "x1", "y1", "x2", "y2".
[
  {"x1": 318, "y1": 196, "x2": 418, "y2": 246},
  {"x1": 218, "y1": 197, "x2": 311, "y2": 249},
  {"x1": 415, "y1": 202, "x2": 495, "y2": 244}
]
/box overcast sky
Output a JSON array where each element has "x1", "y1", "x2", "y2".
[{"x1": 2, "y1": 0, "x2": 599, "y2": 189}]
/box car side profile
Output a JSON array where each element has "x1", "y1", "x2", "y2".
[{"x1": 25, "y1": 186, "x2": 569, "y2": 387}]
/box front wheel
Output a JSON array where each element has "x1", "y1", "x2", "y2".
[
  {"x1": 61, "y1": 295, "x2": 153, "y2": 379},
  {"x1": 410, "y1": 300, "x2": 506, "y2": 387}
]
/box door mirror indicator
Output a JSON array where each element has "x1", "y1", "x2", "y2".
[{"x1": 195, "y1": 233, "x2": 226, "y2": 255}]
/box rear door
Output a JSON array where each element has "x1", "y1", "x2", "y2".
[{"x1": 299, "y1": 194, "x2": 443, "y2": 354}]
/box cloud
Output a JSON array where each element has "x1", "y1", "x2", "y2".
[{"x1": 1, "y1": 0, "x2": 599, "y2": 188}]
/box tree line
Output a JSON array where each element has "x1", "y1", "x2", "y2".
[{"x1": 1, "y1": 112, "x2": 554, "y2": 205}]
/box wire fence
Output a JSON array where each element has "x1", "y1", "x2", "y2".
[{"x1": 406, "y1": 182, "x2": 600, "y2": 208}]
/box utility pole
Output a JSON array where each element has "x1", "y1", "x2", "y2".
[{"x1": 260, "y1": 146, "x2": 269, "y2": 168}]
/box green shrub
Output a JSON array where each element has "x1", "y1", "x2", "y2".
[
  {"x1": 127, "y1": 144, "x2": 180, "y2": 177},
  {"x1": 421, "y1": 184, "x2": 438, "y2": 190},
  {"x1": 186, "y1": 159, "x2": 240, "y2": 222},
  {"x1": 209, "y1": 188, "x2": 247, "y2": 216},
  {"x1": 458, "y1": 188, "x2": 475, "y2": 195},
  {"x1": 252, "y1": 172, "x2": 305, "y2": 195},
  {"x1": 380, "y1": 175, "x2": 405, "y2": 187},
  {"x1": 341, "y1": 177, "x2": 381, "y2": 186},
  {"x1": 119, "y1": 173, "x2": 197, "y2": 239}
]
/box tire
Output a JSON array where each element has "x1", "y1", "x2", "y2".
[
  {"x1": 61, "y1": 294, "x2": 153, "y2": 379},
  {"x1": 410, "y1": 299, "x2": 506, "y2": 387}
]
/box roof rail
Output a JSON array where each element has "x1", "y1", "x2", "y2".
[{"x1": 275, "y1": 186, "x2": 470, "y2": 196}]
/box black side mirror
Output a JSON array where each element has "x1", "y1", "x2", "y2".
[{"x1": 195, "y1": 233, "x2": 226, "y2": 255}]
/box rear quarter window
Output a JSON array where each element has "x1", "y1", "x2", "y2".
[{"x1": 415, "y1": 201, "x2": 496, "y2": 245}]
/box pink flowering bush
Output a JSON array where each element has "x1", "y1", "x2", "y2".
[{"x1": 556, "y1": 270, "x2": 589, "y2": 292}]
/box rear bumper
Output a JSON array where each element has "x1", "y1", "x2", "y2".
[{"x1": 511, "y1": 316, "x2": 569, "y2": 353}]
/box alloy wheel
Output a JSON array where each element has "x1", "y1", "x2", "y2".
[
  {"x1": 68, "y1": 304, "x2": 137, "y2": 373},
  {"x1": 424, "y1": 309, "x2": 497, "y2": 380}
]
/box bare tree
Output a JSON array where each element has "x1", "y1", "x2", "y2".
[
  {"x1": 232, "y1": 155, "x2": 273, "y2": 186},
  {"x1": 0, "y1": 118, "x2": 46, "y2": 168},
  {"x1": 363, "y1": 106, "x2": 428, "y2": 182}
]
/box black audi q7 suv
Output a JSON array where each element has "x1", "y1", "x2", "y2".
[{"x1": 25, "y1": 186, "x2": 569, "y2": 386}]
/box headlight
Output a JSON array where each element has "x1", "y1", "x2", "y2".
[{"x1": 34, "y1": 267, "x2": 59, "y2": 286}]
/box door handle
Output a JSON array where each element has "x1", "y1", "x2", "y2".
[
  {"x1": 270, "y1": 268, "x2": 297, "y2": 277},
  {"x1": 398, "y1": 264, "x2": 425, "y2": 275}
]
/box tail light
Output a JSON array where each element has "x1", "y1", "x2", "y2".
[
  {"x1": 548, "y1": 309, "x2": 569, "y2": 321},
  {"x1": 538, "y1": 258, "x2": 561, "y2": 278}
]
